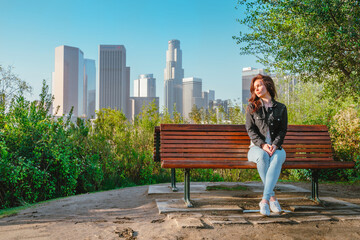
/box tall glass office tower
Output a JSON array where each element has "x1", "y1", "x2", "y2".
[
  {"x1": 85, "y1": 59, "x2": 96, "y2": 119},
  {"x1": 164, "y1": 39, "x2": 184, "y2": 116},
  {"x1": 53, "y1": 45, "x2": 84, "y2": 117},
  {"x1": 97, "y1": 45, "x2": 130, "y2": 118}
]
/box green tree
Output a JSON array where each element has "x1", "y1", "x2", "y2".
[
  {"x1": 234, "y1": 0, "x2": 360, "y2": 100},
  {"x1": 0, "y1": 65, "x2": 32, "y2": 107}
]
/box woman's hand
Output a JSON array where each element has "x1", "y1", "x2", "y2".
[
  {"x1": 262, "y1": 144, "x2": 278, "y2": 156},
  {"x1": 270, "y1": 144, "x2": 278, "y2": 156},
  {"x1": 262, "y1": 144, "x2": 273, "y2": 156}
]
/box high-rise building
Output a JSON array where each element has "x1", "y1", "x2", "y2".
[
  {"x1": 164, "y1": 39, "x2": 184, "y2": 116},
  {"x1": 182, "y1": 77, "x2": 204, "y2": 119},
  {"x1": 85, "y1": 59, "x2": 96, "y2": 119},
  {"x1": 208, "y1": 90, "x2": 215, "y2": 102},
  {"x1": 97, "y1": 45, "x2": 130, "y2": 118},
  {"x1": 202, "y1": 90, "x2": 215, "y2": 109},
  {"x1": 209, "y1": 99, "x2": 230, "y2": 122},
  {"x1": 134, "y1": 74, "x2": 156, "y2": 97},
  {"x1": 130, "y1": 73, "x2": 159, "y2": 120},
  {"x1": 242, "y1": 67, "x2": 266, "y2": 106},
  {"x1": 52, "y1": 45, "x2": 84, "y2": 117}
]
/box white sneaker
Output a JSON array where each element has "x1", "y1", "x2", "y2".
[
  {"x1": 270, "y1": 200, "x2": 282, "y2": 213},
  {"x1": 259, "y1": 202, "x2": 270, "y2": 216}
]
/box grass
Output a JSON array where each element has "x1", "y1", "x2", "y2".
[{"x1": 0, "y1": 204, "x2": 34, "y2": 219}]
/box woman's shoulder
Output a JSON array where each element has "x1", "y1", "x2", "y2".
[
  {"x1": 273, "y1": 100, "x2": 286, "y2": 109},
  {"x1": 246, "y1": 103, "x2": 255, "y2": 112}
]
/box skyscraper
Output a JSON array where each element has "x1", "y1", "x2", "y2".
[
  {"x1": 85, "y1": 59, "x2": 96, "y2": 119},
  {"x1": 202, "y1": 90, "x2": 215, "y2": 110},
  {"x1": 182, "y1": 77, "x2": 204, "y2": 119},
  {"x1": 52, "y1": 45, "x2": 84, "y2": 117},
  {"x1": 164, "y1": 39, "x2": 184, "y2": 116},
  {"x1": 134, "y1": 74, "x2": 156, "y2": 97},
  {"x1": 130, "y1": 73, "x2": 159, "y2": 120},
  {"x1": 97, "y1": 45, "x2": 130, "y2": 117},
  {"x1": 242, "y1": 67, "x2": 266, "y2": 106}
]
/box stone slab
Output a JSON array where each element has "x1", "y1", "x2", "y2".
[
  {"x1": 249, "y1": 218, "x2": 293, "y2": 225},
  {"x1": 321, "y1": 209, "x2": 360, "y2": 215},
  {"x1": 243, "y1": 182, "x2": 310, "y2": 193},
  {"x1": 292, "y1": 215, "x2": 333, "y2": 223},
  {"x1": 167, "y1": 213, "x2": 203, "y2": 219},
  {"x1": 148, "y1": 182, "x2": 310, "y2": 195},
  {"x1": 156, "y1": 199, "x2": 243, "y2": 214},
  {"x1": 321, "y1": 197, "x2": 360, "y2": 209},
  {"x1": 208, "y1": 216, "x2": 249, "y2": 225},
  {"x1": 290, "y1": 206, "x2": 325, "y2": 212},
  {"x1": 332, "y1": 215, "x2": 360, "y2": 221},
  {"x1": 175, "y1": 217, "x2": 204, "y2": 228},
  {"x1": 148, "y1": 184, "x2": 207, "y2": 195}
]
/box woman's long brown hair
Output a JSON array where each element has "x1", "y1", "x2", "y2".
[{"x1": 247, "y1": 74, "x2": 277, "y2": 113}]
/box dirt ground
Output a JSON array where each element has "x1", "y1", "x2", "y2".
[{"x1": 0, "y1": 182, "x2": 360, "y2": 240}]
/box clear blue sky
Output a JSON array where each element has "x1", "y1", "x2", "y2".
[{"x1": 0, "y1": 0, "x2": 263, "y2": 108}]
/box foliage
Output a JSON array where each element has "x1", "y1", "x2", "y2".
[
  {"x1": 0, "y1": 65, "x2": 32, "y2": 108},
  {"x1": 0, "y1": 81, "x2": 81, "y2": 208},
  {"x1": 234, "y1": 0, "x2": 360, "y2": 100}
]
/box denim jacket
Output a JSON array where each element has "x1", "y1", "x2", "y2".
[{"x1": 245, "y1": 99, "x2": 288, "y2": 149}]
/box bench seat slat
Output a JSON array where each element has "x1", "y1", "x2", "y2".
[
  {"x1": 161, "y1": 157, "x2": 335, "y2": 162},
  {"x1": 161, "y1": 160, "x2": 354, "y2": 169},
  {"x1": 161, "y1": 152, "x2": 333, "y2": 158}
]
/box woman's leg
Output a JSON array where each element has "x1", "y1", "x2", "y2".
[
  {"x1": 262, "y1": 149, "x2": 286, "y2": 201},
  {"x1": 248, "y1": 146, "x2": 270, "y2": 186}
]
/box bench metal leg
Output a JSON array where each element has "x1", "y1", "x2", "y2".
[
  {"x1": 171, "y1": 168, "x2": 178, "y2": 192},
  {"x1": 310, "y1": 169, "x2": 321, "y2": 203},
  {"x1": 184, "y1": 168, "x2": 193, "y2": 207}
]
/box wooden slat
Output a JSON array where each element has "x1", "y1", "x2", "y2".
[
  {"x1": 160, "y1": 124, "x2": 329, "y2": 132},
  {"x1": 162, "y1": 135, "x2": 331, "y2": 140},
  {"x1": 283, "y1": 161, "x2": 355, "y2": 169},
  {"x1": 282, "y1": 144, "x2": 332, "y2": 149},
  {"x1": 161, "y1": 153, "x2": 247, "y2": 158},
  {"x1": 284, "y1": 149, "x2": 333, "y2": 153},
  {"x1": 161, "y1": 135, "x2": 250, "y2": 140},
  {"x1": 161, "y1": 157, "x2": 248, "y2": 161},
  {"x1": 284, "y1": 136, "x2": 330, "y2": 140},
  {"x1": 161, "y1": 124, "x2": 246, "y2": 132},
  {"x1": 283, "y1": 140, "x2": 331, "y2": 144},
  {"x1": 287, "y1": 125, "x2": 328, "y2": 131},
  {"x1": 162, "y1": 139, "x2": 330, "y2": 144},
  {"x1": 162, "y1": 131, "x2": 249, "y2": 136},
  {"x1": 285, "y1": 132, "x2": 330, "y2": 136},
  {"x1": 161, "y1": 144, "x2": 249, "y2": 149},
  {"x1": 287, "y1": 153, "x2": 333, "y2": 158},
  {"x1": 162, "y1": 160, "x2": 256, "y2": 169},
  {"x1": 161, "y1": 160, "x2": 354, "y2": 169},
  {"x1": 161, "y1": 148, "x2": 249, "y2": 153},
  {"x1": 162, "y1": 139, "x2": 250, "y2": 144}
]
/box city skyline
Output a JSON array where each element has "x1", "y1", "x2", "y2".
[{"x1": 0, "y1": 0, "x2": 264, "y2": 109}]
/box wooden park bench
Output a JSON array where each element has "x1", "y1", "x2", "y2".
[{"x1": 153, "y1": 124, "x2": 355, "y2": 207}]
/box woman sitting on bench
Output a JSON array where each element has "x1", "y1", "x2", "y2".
[{"x1": 245, "y1": 74, "x2": 288, "y2": 216}]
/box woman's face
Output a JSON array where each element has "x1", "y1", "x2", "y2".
[{"x1": 254, "y1": 79, "x2": 268, "y2": 98}]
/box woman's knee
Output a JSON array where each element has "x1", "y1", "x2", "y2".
[
  {"x1": 248, "y1": 147, "x2": 270, "y2": 164},
  {"x1": 270, "y1": 149, "x2": 286, "y2": 165}
]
